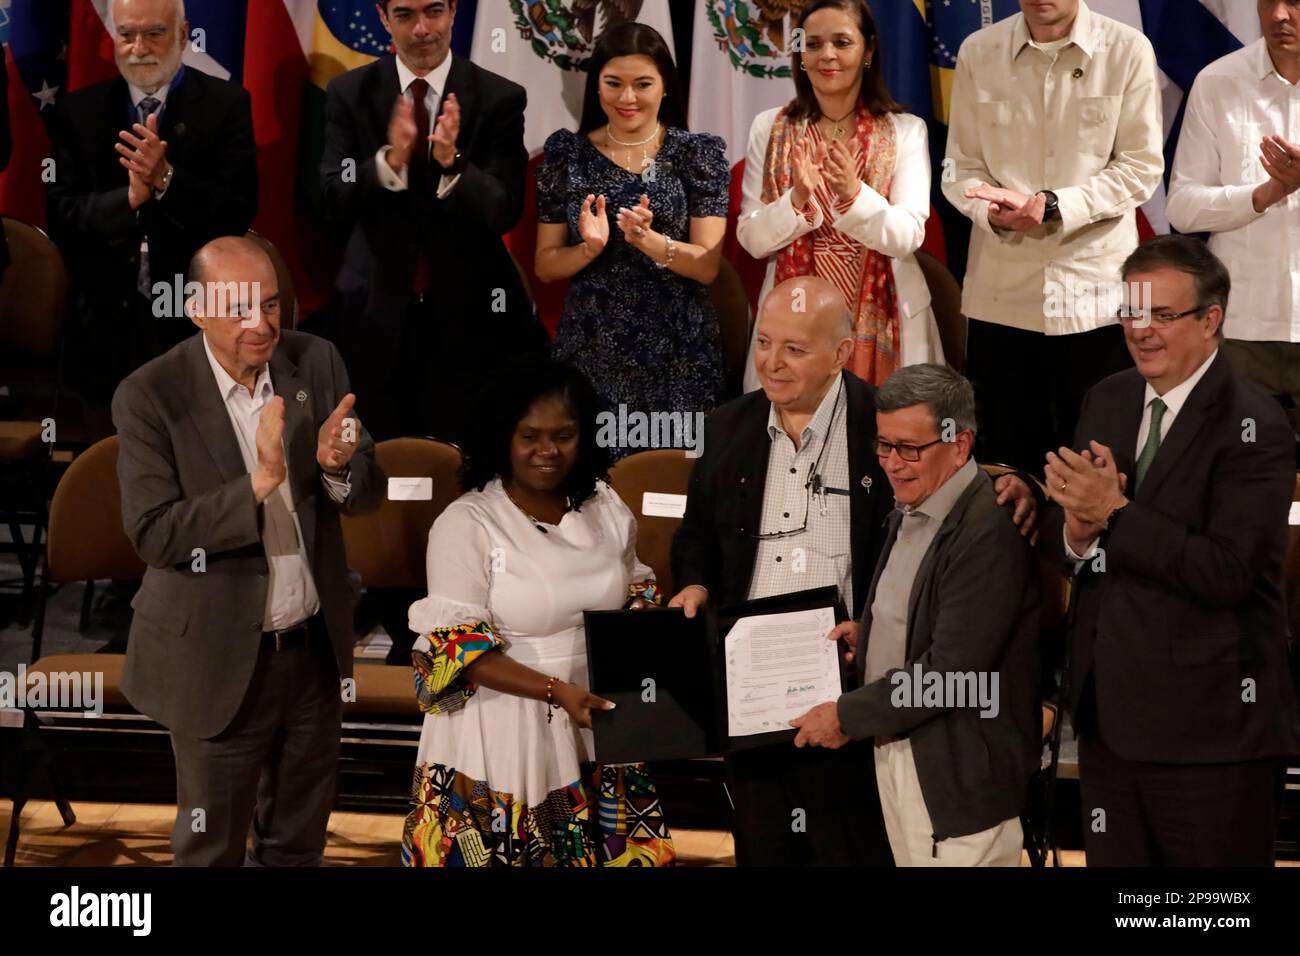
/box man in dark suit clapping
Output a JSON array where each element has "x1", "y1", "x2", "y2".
[
  {"x1": 1042, "y1": 234, "x2": 1300, "y2": 866},
  {"x1": 47, "y1": 0, "x2": 258, "y2": 437},
  {"x1": 320, "y1": 0, "x2": 545, "y2": 447}
]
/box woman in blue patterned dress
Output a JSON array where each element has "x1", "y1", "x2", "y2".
[{"x1": 535, "y1": 22, "x2": 730, "y2": 455}]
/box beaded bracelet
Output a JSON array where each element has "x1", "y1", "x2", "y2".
[
  {"x1": 656, "y1": 235, "x2": 676, "y2": 270},
  {"x1": 545, "y1": 675, "x2": 560, "y2": 724}
]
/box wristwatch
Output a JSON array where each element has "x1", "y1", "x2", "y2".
[{"x1": 1040, "y1": 189, "x2": 1060, "y2": 222}]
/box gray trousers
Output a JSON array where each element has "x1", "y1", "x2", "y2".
[{"x1": 169, "y1": 624, "x2": 341, "y2": 866}]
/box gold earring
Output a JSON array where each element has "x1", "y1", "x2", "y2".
[
  {"x1": 865, "y1": 58, "x2": 873, "y2": 68},
  {"x1": 800, "y1": 62, "x2": 807, "y2": 72}
]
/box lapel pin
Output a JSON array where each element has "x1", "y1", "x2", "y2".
[
  {"x1": 861, "y1": 476, "x2": 872, "y2": 491},
  {"x1": 295, "y1": 390, "x2": 308, "y2": 405}
]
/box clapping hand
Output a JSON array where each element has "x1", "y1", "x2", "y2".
[
  {"x1": 386, "y1": 95, "x2": 418, "y2": 172},
  {"x1": 616, "y1": 194, "x2": 656, "y2": 255},
  {"x1": 117, "y1": 112, "x2": 170, "y2": 200},
  {"x1": 252, "y1": 397, "x2": 287, "y2": 503},
  {"x1": 965, "y1": 183, "x2": 1046, "y2": 232},
  {"x1": 823, "y1": 139, "x2": 861, "y2": 204},
  {"x1": 317, "y1": 393, "x2": 360, "y2": 476},
  {"x1": 431, "y1": 93, "x2": 461, "y2": 168},
  {"x1": 1254, "y1": 134, "x2": 1300, "y2": 210},
  {"x1": 791, "y1": 137, "x2": 826, "y2": 210},
  {"x1": 578, "y1": 194, "x2": 609, "y2": 256}
]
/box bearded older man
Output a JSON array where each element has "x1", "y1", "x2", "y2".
[{"x1": 48, "y1": 0, "x2": 258, "y2": 437}]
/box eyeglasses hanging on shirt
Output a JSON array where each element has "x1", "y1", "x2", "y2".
[{"x1": 751, "y1": 386, "x2": 849, "y2": 540}]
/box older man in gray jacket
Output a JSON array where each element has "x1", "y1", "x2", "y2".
[
  {"x1": 792, "y1": 364, "x2": 1041, "y2": 866},
  {"x1": 113, "y1": 236, "x2": 385, "y2": 865}
]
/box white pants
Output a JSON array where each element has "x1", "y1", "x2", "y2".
[{"x1": 874, "y1": 738, "x2": 1023, "y2": 867}]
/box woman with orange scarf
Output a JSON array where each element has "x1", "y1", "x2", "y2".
[{"x1": 737, "y1": 0, "x2": 941, "y2": 392}]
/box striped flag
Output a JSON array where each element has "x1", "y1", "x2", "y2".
[
  {"x1": 242, "y1": 0, "x2": 386, "y2": 314},
  {"x1": 1, "y1": 0, "x2": 68, "y2": 229}
]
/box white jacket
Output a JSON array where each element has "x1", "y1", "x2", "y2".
[{"x1": 736, "y1": 106, "x2": 941, "y2": 393}]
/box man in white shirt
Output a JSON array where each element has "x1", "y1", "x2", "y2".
[
  {"x1": 113, "y1": 237, "x2": 385, "y2": 865},
  {"x1": 941, "y1": 0, "x2": 1164, "y2": 473},
  {"x1": 1039, "y1": 235, "x2": 1297, "y2": 866},
  {"x1": 1166, "y1": 0, "x2": 1300, "y2": 456}
]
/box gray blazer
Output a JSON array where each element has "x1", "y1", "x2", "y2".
[
  {"x1": 112, "y1": 331, "x2": 385, "y2": 739},
  {"x1": 837, "y1": 469, "x2": 1041, "y2": 842}
]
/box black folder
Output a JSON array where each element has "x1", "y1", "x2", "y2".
[{"x1": 583, "y1": 586, "x2": 847, "y2": 764}]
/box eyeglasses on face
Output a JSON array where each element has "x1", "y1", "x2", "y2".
[
  {"x1": 874, "y1": 437, "x2": 945, "y2": 462},
  {"x1": 1115, "y1": 305, "x2": 1204, "y2": 327}
]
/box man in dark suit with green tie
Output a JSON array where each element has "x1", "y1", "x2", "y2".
[{"x1": 1041, "y1": 235, "x2": 1299, "y2": 866}]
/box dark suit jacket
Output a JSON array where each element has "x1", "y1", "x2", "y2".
[
  {"x1": 112, "y1": 331, "x2": 385, "y2": 740},
  {"x1": 671, "y1": 371, "x2": 893, "y2": 619},
  {"x1": 320, "y1": 55, "x2": 544, "y2": 379},
  {"x1": 1040, "y1": 351, "x2": 1300, "y2": 763},
  {"x1": 47, "y1": 67, "x2": 258, "y2": 401},
  {"x1": 838, "y1": 469, "x2": 1041, "y2": 840}
]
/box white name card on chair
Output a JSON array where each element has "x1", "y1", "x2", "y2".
[
  {"x1": 642, "y1": 492, "x2": 688, "y2": 519},
  {"x1": 1290, "y1": 502, "x2": 1300, "y2": 526},
  {"x1": 388, "y1": 477, "x2": 433, "y2": 501}
]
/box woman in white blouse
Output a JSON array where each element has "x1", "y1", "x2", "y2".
[
  {"x1": 738, "y1": 0, "x2": 940, "y2": 391},
  {"x1": 401, "y1": 360, "x2": 673, "y2": 867}
]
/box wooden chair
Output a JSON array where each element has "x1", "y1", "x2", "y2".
[
  {"x1": 916, "y1": 249, "x2": 966, "y2": 373},
  {"x1": 5, "y1": 437, "x2": 145, "y2": 866},
  {"x1": 608, "y1": 449, "x2": 699, "y2": 597},
  {"x1": 337, "y1": 438, "x2": 464, "y2": 809},
  {"x1": 0, "y1": 218, "x2": 68, "y2": 609},
  {"x1": 710, "y1": 258, "x2": 753, "y2": 399}
]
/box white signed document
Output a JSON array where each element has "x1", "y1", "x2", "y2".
[{"x1": 725, "y1": 606, "x2": 842, "y2": 737}]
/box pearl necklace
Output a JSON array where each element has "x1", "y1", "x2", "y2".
[{"x1": 606, "y1": 122, "x2": 661, "y2": 171}]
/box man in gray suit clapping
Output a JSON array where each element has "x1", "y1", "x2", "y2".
[{"x1": 112, "y1": 236, "x2": 385, "y2": 865}]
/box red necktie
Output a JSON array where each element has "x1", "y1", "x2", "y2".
[{"x1": 409, "y1": 78, "x2": 431, "y2": 294}]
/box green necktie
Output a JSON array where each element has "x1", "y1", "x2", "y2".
[{"x1": 1134, "y1": 397, "x2": 1167, "y2": 489}]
